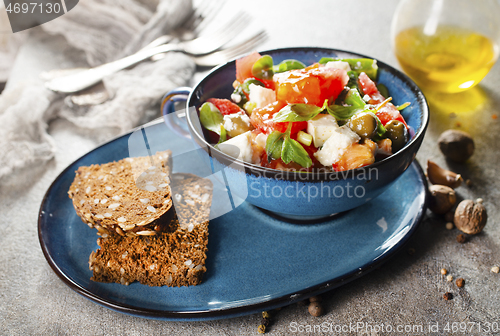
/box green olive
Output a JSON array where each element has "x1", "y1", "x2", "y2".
[
  {"x1": 385, "y1": 120, "x2": 409, "y2": 152},
  {"x1": 223, "y1": 113, "x2": 254, "y2": 138},
  {"x1": 348, "y1": 112, "x2": 378, "y2": 139}
]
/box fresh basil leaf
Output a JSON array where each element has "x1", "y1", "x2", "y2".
[
  {"x1": 273, "y1": 59, "x2": 306, "y2": 73},
  {"x1": 281, "y1": 136, "x2": 312, "y2": 168},
  {"x1": 318, "y1": 58, "x2": 378, "y2": 80},
  {"x1": 199, "y1": 102, "x2": 224, "y2": 134},
  {"x1": 327, "y1": 105, "x2": 366, "y2": 120},
  {"x1": 344, "y1": 88, "x2": 366, "y2": 107},
  {"x1": 265, "y1": 131, "x2": 284, "y2": 161},
  {"x1": 273, "y1": 100, "x2": 328, "y2": 122},
  {"x1": 347, "y1": 71, "x2": 359, "y2": 90},
  {"x1": 252, "y1": 55, "x2": 274, "y2": 80}
]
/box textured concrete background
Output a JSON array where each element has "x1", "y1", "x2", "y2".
[{"x1": 1, "y1": 0, "x2": 500, "y2": 335}]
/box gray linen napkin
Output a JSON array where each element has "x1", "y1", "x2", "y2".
[{"x1": 0, "y1": 0, "x2": 195, "y2": 183}]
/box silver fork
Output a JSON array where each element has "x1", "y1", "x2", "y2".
[
  {"x1": 137, "y1": 0, "x2": 226, "y2": 52},
  {"x1": 192, "y1": 31, "x2": 268, "y2": 67},
  {"x1": 45, "y1": 12, "x2": 251, "y2": 93},
  {"x1": 42, "y1": 30, "x2": 268, "y2": 81}
]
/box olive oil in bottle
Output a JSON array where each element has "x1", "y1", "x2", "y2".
[{"x1": 394, "y1": 25, "x2": 499, "y2": 93}]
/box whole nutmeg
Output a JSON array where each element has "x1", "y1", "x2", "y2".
[
  {"x1": 438, "y1": 130, "x2": 474, "y2": 163},
  {"x1": 428, "y1": 185, "x2": 456, "y2": 215},
  {"x1": 454, "y1": 200, "x2": 487, "y2": 235},
  {"x1": 308, "y1": 302, "x2": 324, "y2": 317}
]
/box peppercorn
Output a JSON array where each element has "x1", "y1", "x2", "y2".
[
  {"x1": 308, "y1": 302, "x2": 324, "y2": 317},
  {"x1": 257, "y1": 324, "x2": 266, "y2": 334},
  {"x1": 440, "y1": 268, "x2": 447, "y2": 275},
  {"x1": 261, "y1": 318, "x2": 270, "y2": 327},
  {"x1": 443, "y1": 292, "x2": 453, "y2": 300},
  {"x1": 456, "y1": 234, "x2": 467, "y2": 243},
  {"x1": 446, "y1": 275, "x2": 453, "y2": 282},
  {"x1": 446, "y1": 222, "x2": 454, "y2": 230},
  {"x1": 456, "y1": 278, "x2": 465, "y2": 288},
  {"x1": 262, "y1": 311, "x2": 270, "y2": 319}
]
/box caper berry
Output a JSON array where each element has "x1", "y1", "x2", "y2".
[
  {"x1": 385, "y1": 120, "x2": 408, "y2": 152},
  {"x1": 348, "y1": 112, "x2": 378, "y2": 139}
]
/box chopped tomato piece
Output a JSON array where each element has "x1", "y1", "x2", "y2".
[
  {"x1": 376, "y1": 107, "x2": 408, "y2": 127},
  {"x1": 275, "y1": 70, "x2": 322, "y2": 106},
  {"x1": 333, "y1": 140, "x2": 376, "y2": 172},
  {"x1": 310, "y1": 67, "x2": 349, "y2": 104},
  {"x1": 376, "y1": 138, "x2": 393, "y2": 157},
  {"x1": 358, "y1": 72, "x2": 408, "y2": 127},
  {"x1": 274, "y1": 120, "x2": 307, "y2": 134},
  {"x1": 207, "y1": 98, "x2": 243, "y2": 115},
  {"x1": 274, "y1": 67, "x2": 348, "y2": 106},
  {"x1": 236, "y1": 52, "x2": 262, "y2": 83},
  {"x1": 250, "y1": 101, "x2": 307, "y2": 135},
  {"x1": 358, "y1": 72, "x2": 380, "y2": 97}
]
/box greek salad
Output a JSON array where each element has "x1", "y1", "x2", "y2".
[{"x1": 199, "y1": 52, "x2": 410, "y2": 172}]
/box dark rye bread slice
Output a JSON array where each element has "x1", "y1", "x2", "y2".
[
  {"x1": 68, "y1": 151, "x2": 173, "y2": 237},
  {"x1": 89, "y1": 173, "x2": 213, "y2": 287}
]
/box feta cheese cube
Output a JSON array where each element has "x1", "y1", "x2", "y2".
[
  {"x1": 307, "y1": 114, "x2": 339, "y2": 148},
  {"x1": 217, "y1": 131, "x2": 253, "y2": 163},
  {"x1": 254, "y1": 133, "x2": 268, "y2": 149},
  {"x1": 314, "y1": 126, "x2": 360, "y2": 166},
  {"x1": 249, "y1": 84, "x2": 276, "y2": 108},
  {"x1": 325, "y1": 61, "x2": 351, "y2": 72}
]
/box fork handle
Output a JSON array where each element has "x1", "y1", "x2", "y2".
[{"x1": 45, "y1": 44, "x2": 178, "y2": 93}]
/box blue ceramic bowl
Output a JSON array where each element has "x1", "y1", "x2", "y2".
[{"x1": 163, "y1": 47, "x2": 429, "y2": 220}]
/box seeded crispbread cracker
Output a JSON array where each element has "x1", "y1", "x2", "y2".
[
  {"x1": 89, "y1": 173, "x2": 213, "y2": 287},
  {"x1": 68, "y1": 151, "x2": 173, "y2": 237}
]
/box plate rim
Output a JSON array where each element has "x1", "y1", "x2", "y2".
[{"x1": 38, "y1": 122, "x2": 428, "y2": 321}]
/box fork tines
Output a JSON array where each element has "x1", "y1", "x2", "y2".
[{"x1": 182, "y1": 0, "x2": 227, "y2": 33}]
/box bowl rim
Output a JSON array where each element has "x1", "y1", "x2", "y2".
[{"x1": 185, "y1": 46, "x2": 429, "y2": 181}]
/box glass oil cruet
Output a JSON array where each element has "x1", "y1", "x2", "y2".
[{"x1": 391, "y1": 0, "x2": 500, "y2": 93}]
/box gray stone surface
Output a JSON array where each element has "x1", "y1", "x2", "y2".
[{"x1": 1, "y1": 0, "x2": 500, "y2": 335}]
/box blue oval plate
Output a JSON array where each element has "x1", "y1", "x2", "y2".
[{"x1": 38, "y1": 119, "x2": 427, "y2": 321}]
